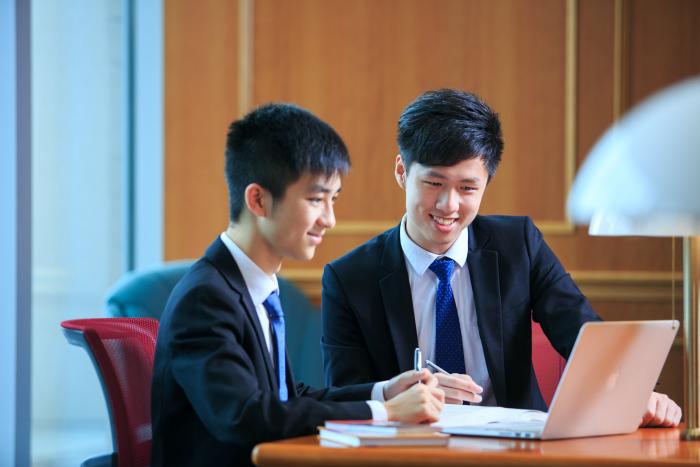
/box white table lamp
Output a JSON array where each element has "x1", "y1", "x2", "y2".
[{"x1": 567, "y1": 76, "x2": 700, "y2": 439}]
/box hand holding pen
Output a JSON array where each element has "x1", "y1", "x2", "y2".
[
  {"x1": 382, "y1": 347, "x2": 445, "y2": 423},
  {"x1": 381, "y1": 348, "x2": 438, "y2": 401},
  {"x1": 426, "y1": 359, "x2": 484, "y2": 404}
]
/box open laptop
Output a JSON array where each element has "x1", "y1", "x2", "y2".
[{"x1": 442, "y1": 320, "x2": 679, "y2": 440}]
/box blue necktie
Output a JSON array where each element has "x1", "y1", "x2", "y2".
[
  {"x1": 429, "y1": 257, "x2": 466, "y2": 374},
  {"x1": 263, "y1": 291, "x2": 288, "y2": 402}
]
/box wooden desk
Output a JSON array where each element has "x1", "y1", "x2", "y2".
[{"x1": 252, "y1": 428, "x2": 700, "y2": 466}]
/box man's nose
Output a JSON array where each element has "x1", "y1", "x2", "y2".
[{"x1": 435, "y1": 188, "x2": 459, "y2": 212}]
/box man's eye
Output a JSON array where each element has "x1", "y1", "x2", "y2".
[
  {"x1": 461, "y1": 186, "x2": 477, "y2": 192},
  {"x1": 423, "y1": 181, "x2": 441, "y2": 187}
]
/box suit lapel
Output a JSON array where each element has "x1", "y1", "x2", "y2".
[
  {"x1": 467, "y1": 220, "x2": 506, "y2": 405},
  {"x1": 204, "y1": 238, "x2": 278, "y2": 392},
  {"x1": 379, "y1": 226, "x2": 419, "y2": 373}
]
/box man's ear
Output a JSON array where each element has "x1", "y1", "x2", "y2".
[
  {"x1": 243, "y1": 183, "x2": 271, "y2": 218},
  {"x1": 394, "y1": 154, "x2": 407, "y2": 189}
]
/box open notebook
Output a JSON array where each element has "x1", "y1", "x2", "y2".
[{"x1": 438, "y1": 320, "x2": 679, "y2": 440}]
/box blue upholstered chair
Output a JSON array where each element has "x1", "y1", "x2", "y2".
[
  {"x1": 105, "y1": 260, "x2": 193, "y2": 320},
  {"x1": 104, "y1": 261, "x2": 324, "y2": 387}
]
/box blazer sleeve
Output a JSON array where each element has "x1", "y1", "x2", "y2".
[
  {"x1": 167, "y1": 282, "x2": 372, "y2": 449},
  {"x1": 321, "y1": 263, "x2": 379, "y2": 387},
  {"x1": 525, "y1": 218, "x2": 601, "y2": 358}
]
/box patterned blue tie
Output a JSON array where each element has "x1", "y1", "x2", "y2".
[
  {"x1": 263, "y1": 291, "x2": 288, "y2": 402},
  {"x1": 429, "y1": 257, "x2": 466, "y2": 374}
]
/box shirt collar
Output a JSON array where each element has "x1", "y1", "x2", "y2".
[
  {"x1": 399, "y1": 215, "x2": 469, "y2": 276},
  {"x1": 219, "y1": 232, "x2": 278, "y2": 306}
]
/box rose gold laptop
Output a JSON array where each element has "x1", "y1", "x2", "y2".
[{"x1": 443, "y1": 320, "x2": 679, "y2": 440}]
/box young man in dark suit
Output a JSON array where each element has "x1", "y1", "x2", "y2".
[
  {"x1": 321, "y1": 89, "x2": 681, "y2": 427},
  {"x1": 151, "y1": 104, "x2": 445, "y2": 467}
]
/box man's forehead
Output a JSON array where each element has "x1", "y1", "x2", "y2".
[{"x1": 302, "y1": 172, "x2": 342, "y2": 192}]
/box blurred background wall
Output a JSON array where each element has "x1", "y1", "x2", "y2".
[{"x1": 164, "y1": 0, "x2": 700, "y2": 408}]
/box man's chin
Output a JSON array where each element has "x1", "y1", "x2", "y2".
[{"x1": 293, "y1": 246, "x2": 317, "y2": 262}]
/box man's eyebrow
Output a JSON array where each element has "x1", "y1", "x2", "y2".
[
  {"x1": 425, "y1": 170, "x2": 448, "y2": 180},
  {"x1": 425, "y1": 170, "x2": 482, "y2": 184},
  {"x1": 459, "y1": 177, "x2": 483, "y2": 184},
  {"x1": 308, "y1": 184, "x2": 342, "y2": 194}
]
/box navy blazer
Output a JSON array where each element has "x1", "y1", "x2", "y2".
[
  {"x1": 151, "y1": 238, "x2": 373, "y2": 467},
  {"x1": 321, "y1": 215, "x2": 600, "y2": 411}
]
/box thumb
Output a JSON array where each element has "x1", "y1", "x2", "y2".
[
  {"x1": 401, "y1": 368, "x2": 429, "y2": 386},
  {"x1": 423, "y1": 373, "x2": 438, "y2": 388},
  {"x1": 414, "y1": 368, "x2": 433, "y2": 383}
]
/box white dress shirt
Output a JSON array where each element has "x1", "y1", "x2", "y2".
[
  {"x1": 399, "y1": 217, "x2": 496, "y2": 405},
  {"x1": 219, "y1": 233, "x2": 388, "y2": 419}
]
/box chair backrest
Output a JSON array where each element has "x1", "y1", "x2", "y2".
[
  {"x1": 278, "y1": 278, "x2": 323, "y2": 387},
  {"x1": 105, "y1": 260, "x2": 194, "y2": 319},
  {"x1": 105, "y1": 261, "x2": 325, "y2": 387},
  {"x1": 531, "y1": 320, "x2": 566, "y2": 408},
  {"x1": 61, "y1": 318, "x2": 159, "y2": 467}
]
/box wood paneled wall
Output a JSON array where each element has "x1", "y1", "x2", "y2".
[{"x1": 165, "y1": 0, "x2": 700, "y2": 407}]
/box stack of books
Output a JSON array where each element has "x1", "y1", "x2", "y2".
[{"x1": 318, "y1": 420, "x2": 449, "y2": 447}]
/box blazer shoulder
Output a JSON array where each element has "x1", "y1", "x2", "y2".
[
  {"x1": 472, "y1": 215, "x2": 539, "y2": 241},
  {"x1": 170, "y1": 257, "x2": 226, "y2": 297},
  {"x1": 161, "y1": 257, "x2": 243, "y2": 326},
  {"x1": 473, "y1": 214, "x2": 532, "y2": 230}
]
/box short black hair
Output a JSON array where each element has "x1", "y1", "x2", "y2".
[
  {"x1": 397, "y1": 89, "x2": 503, "y2": 178},
  {"x1": 225, "y1": 103, "x2": 350, "y2": 222}
]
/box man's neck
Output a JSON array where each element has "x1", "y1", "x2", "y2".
[{"x1": 225, "y1": 223, "x2": 281, "y2": 277}]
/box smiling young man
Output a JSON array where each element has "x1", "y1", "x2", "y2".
[
  {"x1": 321, "y1": 89, "x2": 681, "y2": 427},
  {"x1": 151, "y1": 104, "x2": 445, "y2": 467}
]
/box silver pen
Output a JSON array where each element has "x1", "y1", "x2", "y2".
[
  {"x1": 425, "y1": 359, "x2": 449, "y2": 375},
  {"x1": 413, "y1": 347, "x2": 422, "y2": 372}
]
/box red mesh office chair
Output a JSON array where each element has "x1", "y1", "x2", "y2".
[
  {"x1": 531, "y1": 320, "x2": 566, "y2": 408},
  {"x1": 61, "y1": 318, "x2": 159, "y2": 467}
]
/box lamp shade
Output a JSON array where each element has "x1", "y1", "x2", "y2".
[{"x1": 567, "y1": 76, "x2": 700, "y2": 236}]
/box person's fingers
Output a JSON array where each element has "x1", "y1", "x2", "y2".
[
  {"x1": 640, "y1": 394, "x2": 658, "y2": 427},
  {"x1": 420, "y1": 401, "x2": 440, "y2": 424},
  {"x1": 436, "y1": 373, "x2": 483, "y2": 402},
  {"x1": 651, "y1": 394, "x2": 669, "y2": 427},
  {"x1": 435, "y1": 372, "x2": 474, "y2": 386},
  {"x1": 653, "y1": 397, "x2": 670, "y2": 426},
  {"x1": 417, "y1": 385, "x2": 442, "y2": 423},
  {"x1": 404, "y1": 368, "x2": 430, "y2": 384},
  {"x1": 385, "y1": 380, "x2": 448, "y2": 423},
  {"x1": 659, "y1": 398, "x2": 681, "y2": 427},
  {"x1": 385, "y1": 369, "x2": 436, "y2": 400},
  {"x1": 385, "y1": 384, "x2": 426, "y2": 422},
  {"x1": 435, "y1": 373, "x2": 483, "y2": 403},
  {"x1": 423, "y1": 373, "x2": 439, "y2": 388},
  {"x1": 430, "y1": 386, "x2": 445, "y2": 404},
  {"x1": 640, "y1": 392, "x2": 682, "y2": 427},
  {"x1": 436, "y1": 373, "x2": 483, "y2": 394},
  {"x1": 441, "y1": 386, "x2": 483, "y2": 403}
]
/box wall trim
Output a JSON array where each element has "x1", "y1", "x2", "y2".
[
  {"x1": 238, "y1": 0, "x2": 254, "y2": 117},
  {"x1": 280, "y1": 268, "x2": 682, "y2": 303},
  {"x1": 612, "y1": 0, "x2": 628, "y2": 120}
]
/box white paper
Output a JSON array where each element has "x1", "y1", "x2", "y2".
[{"x1": 433, "y1": 404, "x2": 548, "y2": 428}]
